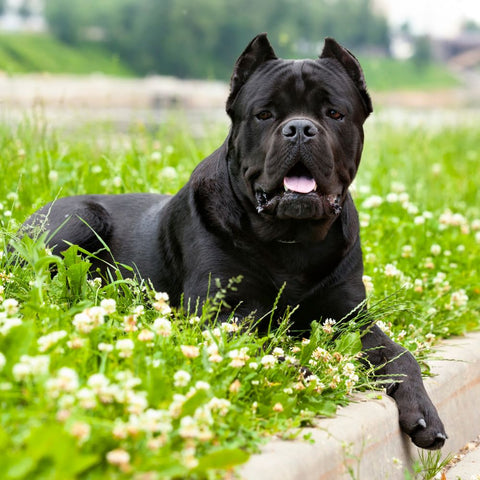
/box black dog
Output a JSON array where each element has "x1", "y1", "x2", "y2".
[{"x1": 21, "y1": 34, "x2": 446, "y2": 449}]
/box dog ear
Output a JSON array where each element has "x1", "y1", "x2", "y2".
[
  {"x1": 226, "y1": 33, "x2": 278, "y2": 114},
  {"x1": 320, "y1": 38, "x2": 373, "y2": 115}
]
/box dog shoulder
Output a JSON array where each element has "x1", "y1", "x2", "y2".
[{"x1": 188, "y1": 144, "x2": 244, "y2": 237}]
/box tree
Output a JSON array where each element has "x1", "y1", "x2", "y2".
[{"x1": 44, "y1": 0, "x2": 391, "y2": 78}]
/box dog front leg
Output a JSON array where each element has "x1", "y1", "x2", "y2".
[{"x1": 361, "y1": 324, "x2": 447, "y2": 450}]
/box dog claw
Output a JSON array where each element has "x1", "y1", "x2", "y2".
[{"x1": 416, "y1": 418, "x2": 427, "y2": 429}]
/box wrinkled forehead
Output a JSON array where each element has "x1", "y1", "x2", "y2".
[{"x1": 238, "y1": 58, "x2": 362, "y2": 113}]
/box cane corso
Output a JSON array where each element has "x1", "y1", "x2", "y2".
[{"x1": 21, "y1": 34, "x2": 446, "y2": 449}]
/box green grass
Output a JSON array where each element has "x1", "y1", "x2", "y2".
[
  {"x1": 360, "y1": 57, "x2": 459, "y2": 91},
  {"x1": 0, "y1": 119, "x2": 479, "y2": 478},
  {"x1": 0, "y1": 34, "x2": 133, "y2": 76},
  {"x1": 0, "y1": 33, "x2": 458, "y2": 92}
]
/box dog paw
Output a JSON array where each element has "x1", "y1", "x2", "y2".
[
  {"x1": 389, "y1": 384, "x2": 447, "y2": 450},
  {"x1": 403, "y1": 416, "x2": 447, "y2": 450}
]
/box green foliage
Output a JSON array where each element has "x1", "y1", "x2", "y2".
[
  {"x1": 43, "y1": 0, "x2": 390, "y2": 79},
  {"x1": 0, "y1": 119, "x2": 479, "y2": 477},
  {"x1": 0, "y1": 33, "x2": 132, "y2": 75}
]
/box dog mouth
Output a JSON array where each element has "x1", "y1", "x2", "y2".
[{"x1": 255, "y1": 163, "x2": 343, "y2": 219}]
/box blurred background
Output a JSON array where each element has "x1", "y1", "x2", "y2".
[{"x1": 0, "y1": 0, "x2": 479, "y2": 130}]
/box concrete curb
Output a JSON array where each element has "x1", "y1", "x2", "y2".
[{"x1": 241, "y1": 331, "x2": 480, "y2": 480}]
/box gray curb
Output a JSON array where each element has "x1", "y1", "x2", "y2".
[{"x1": 241, "y1": 331, "x2": 480, "y2": 480}]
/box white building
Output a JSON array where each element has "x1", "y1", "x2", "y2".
[{"x1": 0, "y1": 0, "x2": 47, "y2": 32}]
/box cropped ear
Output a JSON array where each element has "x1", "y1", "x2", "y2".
[
  {"x1": 320, "y1": 38, "x2": 373, "y2": 115},
  {"x1": 226, "y1": 33, "x2": 278, "y2": 114}
]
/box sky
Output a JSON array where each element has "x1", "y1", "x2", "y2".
[{"x1": 377, "y1": 0, "x2": 480, "y2": 37}]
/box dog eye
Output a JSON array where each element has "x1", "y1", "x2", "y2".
[
  {"x1": 255, "y1": 110, "x2": 273, "y2": 121},
  {"x1": 327, "y1": 109, "x2": 344, "y2": 121}
]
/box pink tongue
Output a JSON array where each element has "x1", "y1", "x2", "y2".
[{"x1": 283, "y1": 176, "x2": 317, "y2": 194}]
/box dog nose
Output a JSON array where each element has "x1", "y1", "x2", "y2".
[{"x1": 282, "y1": 119, "x2": 318, "y2": 141}]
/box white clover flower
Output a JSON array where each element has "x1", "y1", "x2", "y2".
[
  {"x1": 0, "y1": 352, "x2": 5, "y2": 370},
  {"x1": 260, "y1": 354, "x2": 277, "y2": 369},
  {"x1": 153, "y1": 292, "x2": 171, "y2": 314},
  {"x1": 322, "y1": 318, "x2": 336, "y2": 334},
  {"x1": 311, "y1": 347, "x2": 331, "y2": 362},
  {"x1": 386, "y1": 192, "x2": 398, "y2": 203},
  {"x1": 430, "y1": 244, "x2": 442, "y2": 256},
  {"x1": 87, "y1": 373, "x2": 110, "y2": 392},
  {"x1": 362, "y1": 195, "x2": 383, "y2": 209},
  {"x1": 98, "y1": 342, "x2": 114, "y2": 352},
  {"x1": 77, "y1": 387, "x2": 97, "y2": 409},
  {"x1": 137, "y1": 329, "x2": 155, "y2": 342},
  {"x1": 406, "y1": 203, "x2": 419, "y2": 215},
  {"x1": 160, "y1": 166, "x2": 178, "y2": 180},
  {"x1": 195, "y1": 381, "x2": 210, "y2": 391},
  {"x1": 181, "y1": 345, "x2": 200, "y2": 358},
  {"x1": 2, "y1": 299, "x2": 19, "y2": 315},
  {"x1": 173, "y1": 370, "x2": 191, "y2": 387},
  {"x1": 194, "y1": 405, "x2": 213, "y2": 425},
  {"x1": 139, "y1": 408, "x2": 173, "y2": 434},
  {"x1": 220, "y1": 321, "x2": 240, "y2": 333},
  {"x1": 208, "y1": 397, "x2": 231, "y2": 416},
  {"x1": 359, "y1": 212, "x2": 370, "y2": 228},
  {"x1": 46, "y1": 367, "x2": 79, "y2": 397},
  {"x1": 401, "y1": 245, "x2": 413, "y2": 258},
  {"x1": 362, "y1": 275, "x2": 374, "y2": 294},
  {"x1": 228, "y1": 347, "x2": 250, "y2": 367},
  {"x1": 384, "y1": 263, "x2": 402, "y2": 278},
  {"x1": 116, "y1": 338, "x2": 135, "y2": 358},
  {"x1": 451, "y1": 289, "x2": 468, "y2": 307},
  {"x1": 71, "y1": 421, "x2": 91, "y2": 443},
  {"x1": 272, "y1": 402, "x2": 284, "y2": 412},
  {"x1": 106, "y1": 448, "x2": 130, "y2": 467},
  {"x1": 37, "y1": 330, "x2": 68, "y2": 352},
  {"x1": 178, "y1": 415, "x2": 200, "y2": 439},
  {"x1": 100, "y1": 298, "x2": 116, "y2": 314},
  {"x1": 343, "y1": 362, "x2": 356, "y2": 377},
  {"x1": 182, "y1": 448, "x2": 199, "y2": 469},
  {"x1": 152, "y1": 317, "x2": 172, "y2": 337},
  {"x1": 439, "y1": 210, "x2": 467, "y2": 227},
  {"x1": 376, "y1": 321, "x2": 391, "y2": 334},
  {"x1": 73, "y1": 307, "x2": 105, "y2": 334},
  {"x1": 0, "y1": 315, "x2": 22, "y2": 335},
  {"x1": 414, "y1": 215, "x2": 425, "y2": 225},
  {"x1": 248, "y1": 361, "x2": 258, "y2": 370},
  {"x1": 57, "y1": 367, "x2": 80, "y2": 391},
  {"x1": 206, "y1": 343, "x2": 223, "y2": 363},
  {"x1": 12, "y1": 362, "x2": 31, "y2": 381},
  {"x1": 115, "y1": 370, "x2": 141, "y2": 388},
  {"x1": 48, "y1": 170, "x2": 59, "y2": 183},
  {"x1": 169, "y1": 393, "x2": 186, "y2": 418},
  {"x1": 272, "y1": 347, "x2": 285, "y2": 357},
  {"x1": 126, "y1": 391, "x2": 148, "y2": 415},
  {"x1": 12, "y1": 354, "x2": 50, "y2": 380}
]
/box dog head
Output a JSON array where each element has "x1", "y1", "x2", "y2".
[{"x1": 225, "y1": 34, "x2": 372, "y2": 241}]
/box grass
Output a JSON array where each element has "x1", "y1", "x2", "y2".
[
  {"x1": 0, "y1": 118, "x2": 479, "y2": 478},
  {"x1": 0, "y1": 33, "x2": 133, "y2": 76},
  {"x1": 360, "y1": 57, "x2": 459, "y2": 91},
  {"x1": 0, "y1": 33, "x2": 459, "y2": 92}
]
